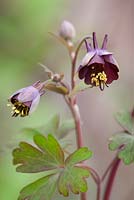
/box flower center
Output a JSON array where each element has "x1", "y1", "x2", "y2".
[
  {"x1": 8, "y1": 101, "x2": 30, "y2": 117},
  {"x1": 91, "y1": 71, "x2": 107, "y2": 90}
]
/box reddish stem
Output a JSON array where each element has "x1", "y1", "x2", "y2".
[
  {"x1": 103, "y1": 158, "x2": 121, "y2": 200},
  {"x1": 65, "y1": 96, "x2": 83, "y2": 148},
  {"x1": 97, "y1": 182, "x2": 101, "y2": 200},
  {"x1": 81, "y1": 192, "x2": 87, "y2": 200},
  {"x1": 101, "y1": 155, "x2": 118, "y2": 182},
  {"x1": 65, "y1": 36, "x2": 92, "y2": 200},
  {"x1": 70, "y1": 36, "x2": 91, "y2": 89}
]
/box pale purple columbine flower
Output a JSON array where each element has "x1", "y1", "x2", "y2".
[
  {"x1": 78, "y1": 32, "x2": 119, "y2": 90},
  {"x1": 8, "y1": 81, "x2": 45, "y2": 117}
]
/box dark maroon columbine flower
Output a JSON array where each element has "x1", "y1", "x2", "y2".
[
  {"x1": 8, "y1": 81, "x2": 45, "y2": 117},
  {"x1": 78, "y1": 32, "x2": 119, "y2": 90}
]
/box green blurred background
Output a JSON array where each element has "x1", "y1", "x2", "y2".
[{"x1": 0, "y1": 0, "x2": 133, "y2": 199}]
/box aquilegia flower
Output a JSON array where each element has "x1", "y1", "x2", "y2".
[
  {"x1": 8, "y1": 81, "x2": 45, "y2": 117},
  {"x1": 78, "y1": 32, "x2": 119, "y2": 90}
]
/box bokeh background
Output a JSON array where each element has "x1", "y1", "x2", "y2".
[{"x1": 0, "y1": 0, "x2": 133, "y2": 199}]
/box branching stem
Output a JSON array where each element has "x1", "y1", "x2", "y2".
[{"x1": 64, "y1": 36, "x2": 121, "y2": 200}]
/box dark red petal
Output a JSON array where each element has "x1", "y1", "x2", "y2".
[
  {"x1": 10, "y1": 94, "x2": 19, "y2": 103},
  {"x1": 78, "y1": 66, "x2": 88, "y2": 79},
  {"x1": 84, "y1": 70, "x2": 92, "y2": 85},
  {"x1": 84, "y1": 75, "x2": 90, "y2": 84},
  {"x1": 104, "y1": 63, "x2": 119, "y2": 84}
]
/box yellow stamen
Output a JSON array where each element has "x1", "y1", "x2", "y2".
[
  {"x1": 10, "y1": 101, "x2": 30, "y2": 117},
  {"x1": 91, "y1": 71, "x2": 107, "y2": 90}
]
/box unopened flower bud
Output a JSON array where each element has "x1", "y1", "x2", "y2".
[
  {"x1": 8, "y1": 81, "x2": 45, "y2": 117},
  {"x1": 59, "y1": 20, "x2": 76, "y2": 41}
]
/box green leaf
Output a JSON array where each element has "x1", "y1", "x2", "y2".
[
  {"x1": 65, "y1": 147, "x2": 92, "y2": 166},
  {"x1": 13, "y1": 134, "x2": 92, "y2": 199},
  {"x1": 109, "y1": 132, "x2": 134, "y2": 165},
  {"x1": 58, "y1": 166, "x2": 89, "y2": 196},
  {"x1": 115, "y1": 111, "x2": 134, "y2": 134},
  {"x1": 58, "y1": 119, "x2": 75, "y2": 139},
  {"x1": 58, "y1": 147, "x2": 92, "y2": 196},
  {"x1": 18, "y1": 173, "x2": 57, "y2": 200},
  {"x1": 13, "y1": 134, "x2": 64, "y2": 173}
]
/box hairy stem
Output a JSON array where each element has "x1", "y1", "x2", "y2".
[{"x1": 103, "y1": 158, "x2": 121, "y2": 200}]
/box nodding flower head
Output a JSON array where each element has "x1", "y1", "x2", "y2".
[
  {"x1": 8, "y1": 81, "x2": 45, "y2": 117},
  {"x1": 78, "y1": 32, "x2": 119, "y2": 91}
]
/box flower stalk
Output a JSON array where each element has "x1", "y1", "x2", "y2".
[{"x1": 103, "y1": 158, "x2": 121, "y2": 200}]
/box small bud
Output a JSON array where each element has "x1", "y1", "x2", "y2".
[{"x1": 59, "y1": 20, "x2": 76, "y2": 41}]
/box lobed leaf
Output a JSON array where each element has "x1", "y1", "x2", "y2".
[
  {"x1": 109, "y1": 132, "x2": 134, "y2": 165},
  {"x1": 65, "y1": 147, "x2": 92, "y2": 166},
  {"x1": 18, "y1": 173, "x2": 57, "y2": 200},
  {"x1": 58, "y1": 147, "x2": 92, "y2": 196},
  {"x1": 58, "y1": 166, "x2": 90, "y2": 196},
  {"x1": 13, "y1": 134, "x2": 92, "y2": 199},
  {"x1": 115, "y1": 111, "x2": 134, "y2": 134},
  {"x1": 13, "y1": 134, "x2": 64, "y2": 173}
]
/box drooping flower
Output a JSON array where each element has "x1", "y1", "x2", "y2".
[
  {"x1": 8, "y1": 81, "x2": 45, "y2": 117},
  {"x1": 78, "y1": 32, "x2": 119, "y2": 90}
]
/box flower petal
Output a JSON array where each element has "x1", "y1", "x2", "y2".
[
  {"x1": 104, "y1": 63, "x2": 119, "y2": 84},
  {"x1": 10, "y1": 88, "x2": 26, "y2": 100},
  {"x1": 104, "y1": 54, "x2": 119, "y2": 67},
  {"x1": 81, "y1": 51, "x2": 96, "y2": 66},
  {"x1": 88, "y1": 54, "x2": 105, "y2": 66},
  {"x1": 99, "y1": 50, "x2": 113, "y2": 56},
  {"x1": 29, "y1": 94, "x2": 40, "y2": 114},
  {"x1": 84, "y1": 70, "x2": 92, "y2": 85},
  {"x1": 78, "y1": 66, "x2": 88, "y2": 79},
  {"x1": 17, "y1": 86, "x2": 39, "y2": 102}
]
